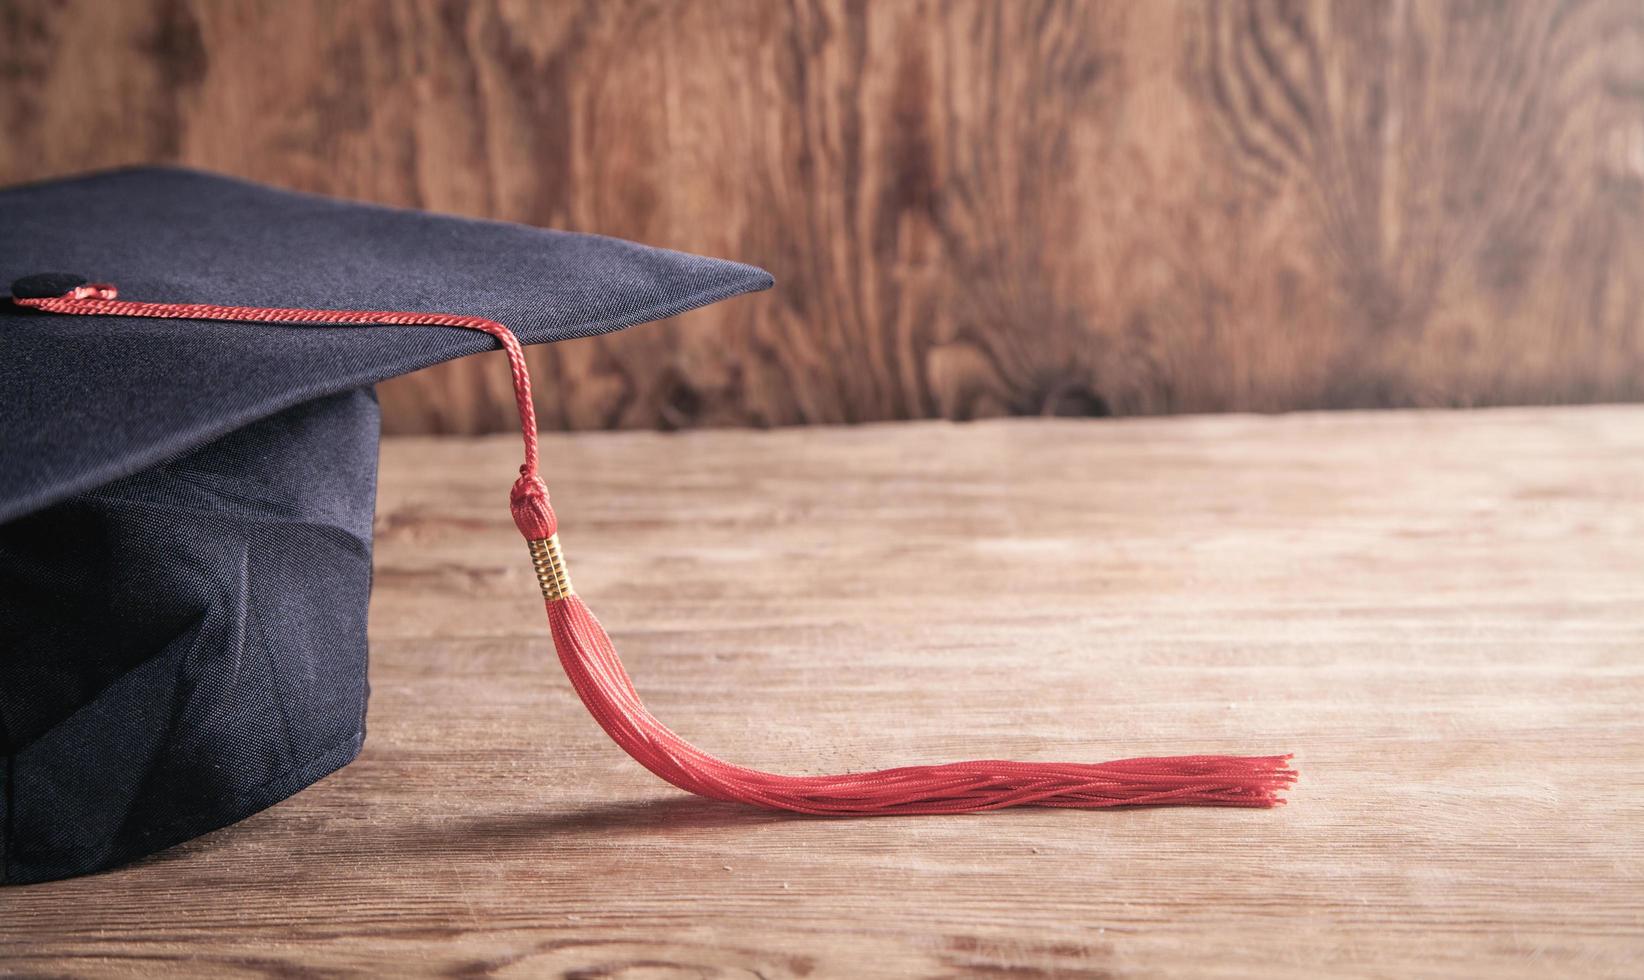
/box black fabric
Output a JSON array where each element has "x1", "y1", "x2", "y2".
[
  {"x1": 1, "y1": 390, "x2": 377, "y2": 883},
  {"x1": 10, "y1": 272, "x2": 86, "y2": 299},
  {"x1": 0, "y1": 167, "x2": 773, "y2": 884}
]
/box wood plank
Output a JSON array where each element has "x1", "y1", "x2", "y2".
[
  {"x1": 2, "y1": 0, "x2": 1640, "y2": 431},
  {"x1": 3, "y1": 407, "x2": 1641, "y2": 977}
]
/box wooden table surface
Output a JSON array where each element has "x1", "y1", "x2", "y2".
[{"x1": 4, "y1": 407, "x2": 1642, "y2": 978}]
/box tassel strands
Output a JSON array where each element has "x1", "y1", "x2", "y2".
[
  {"x1": 14, "y1": 281, "x2": 1297, "y2": 815},
  {"x1": 540, "y1": 584, "x2": 1294, "y2": 812}
]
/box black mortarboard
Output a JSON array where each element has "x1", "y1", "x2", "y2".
[
  {"x1": 3, "y1": 167, "x2": 1293, "y2": 887},
  {"x1": 0, "y1": 167, "x2": 772, "y2": 884}
]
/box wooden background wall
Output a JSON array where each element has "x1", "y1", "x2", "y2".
[{"x1": 2, "y1": 0, "x2": 1641, "y2": 433}]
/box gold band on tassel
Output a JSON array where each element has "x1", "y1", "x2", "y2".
[{"x1": 527, "y1": 535, "x2": 573, "y2": 601}]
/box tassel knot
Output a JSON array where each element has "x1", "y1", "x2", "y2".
[{"x1": 510, "y1": 472, "x2": 557, "y2": 540}]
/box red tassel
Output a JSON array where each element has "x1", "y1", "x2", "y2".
[
  {"x1": 547, "y1": 593, "x2": 1293, "y2": 812},
  {"x1": 14, "y1": 283, "x2": 1298, "y2": 814}
]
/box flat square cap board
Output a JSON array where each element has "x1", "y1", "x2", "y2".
[
  {"x1": 2, "y1": 167, "x2": 1293, "y2": 887},
  {"x1": 0, "y1": 166, "x2": 773, "y2": 884}
]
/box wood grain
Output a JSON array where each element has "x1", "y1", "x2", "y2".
[
  {"x1": 3, "y1": 407, "x2": 1642, "y2": 977},
  {"x1": 1, "y1": 0, "x2": 1640, "y2": 432}
]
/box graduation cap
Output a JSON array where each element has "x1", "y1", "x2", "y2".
[{"x1": 1, "y1": 168, "x2": 1293, "y2": 885}]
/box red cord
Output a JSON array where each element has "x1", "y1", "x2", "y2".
[
  {"x1": 15, "y1": 284, "x2": 1296, "y2": 813},
  {"x1": 20, "y1": 284, "x2": 557, "y2": 534}
]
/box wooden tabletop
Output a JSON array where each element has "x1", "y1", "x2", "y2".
[{"x1": 5, "y1": 407, "x2": 1642, "y2": 978}]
